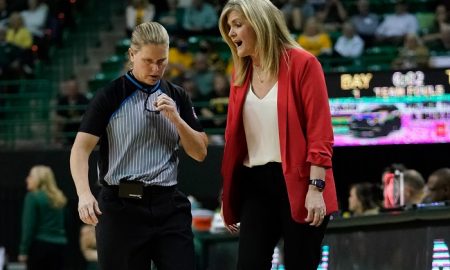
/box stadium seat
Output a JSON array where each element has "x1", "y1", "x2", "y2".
[
  {"x1": 116, "y1": 38, "x2": 131, "y2": 55},
  {"x1": 101, "y1": 54, "x2": 127, "y2": 73},
  {"x1": 88, "y1": 72, "x2": 119, "y2": 93}
]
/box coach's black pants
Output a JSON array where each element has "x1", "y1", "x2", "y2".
[
  {"x1": 238, "y1": 162, "x2": 329, "y2": 270},
  {"x1": 96, "y1": 185, "x2": 194, "y2": 270}
]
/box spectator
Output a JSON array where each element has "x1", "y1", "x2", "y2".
[
  {"x1": 126, "y1": 0, "x2": 155, "y2": 37},
  {"x1": 178, "y1": 73, "x2": 202, "y2": 101},
  {"x1": 6, "y1": 12, "x2": 32, "y2": 50},
  {"x1": 197, "y1": 39, "x2": 227, "y2": 73},
  {"x1": 187, "y1": 51, "x2": 228, "y2": 139},
  {"x1": 382, "y1": 163, "x2": 407, "y2": 181},
  {"x1": 21, "y1": 0, "x2": 50, "y2": 61},
  {"x1": 0, "y1": 0, "x2": 9, "y2": 28},
  {"x1": 191, "y1": 52, "x2": 214, "y2": 99},
  {"x1": 375, "y1": 1, "x2": 418, "y2": 45},
  {"x1": 56, "y1": 78, "x2": 89, "y2": 145},
  {"x1": 436, "y1": 3, "x2": 450, "y2": 24},
  {"x1": 80, "y1": 225, "x2": 98, "y2": 270},
  {"x1": 423, "y1": 4, "x2": 449, "y2": 40},
  {"x1": 18, "y1": 165, "x2": 68, "y2": 270},
  {"x1": 392, "y1": 33, "x2": 429, "y2": 69},
  {"x1": 182, "y1": 0, "x2": 218, "y2": 36},
  {"x1": 6, "y1": 12, "x2": 33, "y2": 74},
  {"x1": 157, "y1": 0, "x2": 184, "y2": 35},
  {"x1": 167, "y1": 36, "x2": 194, "y2": 79},
  {"x1": 21, "y1": 0, "x2": 49, "y2": 40},
  {"x1": 316, "y1": 0, "x2": 348, "y2": 32},
  {"x1": 348, "y1": 182, "x2": 383, "y2": 216},
  {"x1": 382, "y1": 163, "x2": 407, "y2": 208},
  {"x1": 432, "y1": 24, "x2": 450, "y2": 51},
  {"x1": 350, "y1": 0, "x2": 380, "y2": 47},
  {"x1": 382, "y1": 163, "x2": 407, "y2": 186},
  {"x1": 281, "y1": 0, "x2": 315, "y2": 33},
  {"x1": 423, "y1": 5, "x2": 450, "y2": 51},
  {"x1": 176, "y1": 74, "x2": 205, "y2": 130},
  {"x1": 423, "y1": 168, "x2": 450, "y2": 203},
  {"x1": 334, "y1": 21, "x2": 364, "y2": 58},
  {"x1": 200, "y1": 72, "x2": 229, "y2": 143},
  {"x1": 0, "y1": 26, "x2": 21, "y2": 80},
  {"x1": 297, "y1": 17, "x2": 332, "y2": 56},
  {"x1": 0, "y1": 26, "x2": 21, "y2": 117},
  {"x1": 402, "y1": 169, "x2": 426, "y2": 206}
]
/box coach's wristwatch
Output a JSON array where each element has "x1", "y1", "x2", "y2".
[{"x1": 309, "y1": 179, "x2": 325, "y2": 191}]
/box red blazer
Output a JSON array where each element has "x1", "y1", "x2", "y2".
[{"x1": 221, "y1": 48, "x2": 338, "y2": 224}]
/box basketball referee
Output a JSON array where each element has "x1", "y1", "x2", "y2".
[{"x1": 70, "y1": 22, "x2": 207, "y2": 270}]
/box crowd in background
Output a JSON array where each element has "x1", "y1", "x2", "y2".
[
  {"x1": 346, "y1": 164, "x2": 450, "y2": 218},
  {"x1": 1, "y1": 0, "x2": 450, "y2": 144},
  {"x1": 0, "y1": 0, "x2": 78, "y2": 80}
]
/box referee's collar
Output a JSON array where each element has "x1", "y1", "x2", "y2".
[{"x1": 125, "y1": 70, "x2": 161, "y2": 94}]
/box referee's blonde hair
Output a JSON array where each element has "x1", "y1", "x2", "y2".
[{"x1": 128, "y1": 22, "x2": 169, "y2": 68}]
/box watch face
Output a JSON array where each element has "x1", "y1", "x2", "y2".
[
  {"x1": 316, "y1": 180, "x2": 325, "y2": 189},
  {"x1": 310, "y1": 179, "x2": 325, "y2": 189}
]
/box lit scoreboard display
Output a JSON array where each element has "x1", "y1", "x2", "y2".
[{"x1": 325, "y1": 68, "x2": 450, "y2": 146}]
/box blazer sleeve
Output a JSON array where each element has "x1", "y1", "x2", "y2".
[
  {"x1": 299, "y1": 56, "x2": 334, "y2": 168},
  {"x1": 224, "y1": 73, "x2": 236, "y2": 143}
]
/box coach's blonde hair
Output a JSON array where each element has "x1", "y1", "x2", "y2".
[
  {"x1": 128, "y1": 22, "x2": 169, "y2": 69},
  {"x1": 30, "y1": 165, "x2": 67, "y2": 208},
  {"x1": 219, "y1": 0, "x2": 299, "y2": 86}
]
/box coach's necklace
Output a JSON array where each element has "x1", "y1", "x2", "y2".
[{"x1": 253, "y1": 66, "x2": 264, "y2": 83}]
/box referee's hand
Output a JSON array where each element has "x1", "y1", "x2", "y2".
[
  {"x1": 154, "y1": 93, "x2": 179, "y2": 123},
  {"x1": 78, "y1": 192, "x2": 102, "y2": 225}
]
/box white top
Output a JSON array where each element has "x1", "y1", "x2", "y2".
[
  {"x1": 375, "y1": 13, "x2": 419, "y2": 37},
  {"x1": 334, "y1": 35, "x2": 365, "y2": 58},
  {"x1": 21, "y1": 4, "x2": 49, "y2": 37},
  {"x1": 126, "y1": 4, "x2": 156, "y2": 30},
  {"x1": 243, "y1": 82, "x2": 281, "y2": 167}
]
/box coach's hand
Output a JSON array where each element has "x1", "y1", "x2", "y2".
[{"x1": 220, "y1": 203, "x2": 239, "y2": 234}]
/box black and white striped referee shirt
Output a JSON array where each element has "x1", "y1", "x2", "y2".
[{"x1": 79, "y1": 71, "x2": 203, "y2": 186}]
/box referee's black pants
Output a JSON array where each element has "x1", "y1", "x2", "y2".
[
  {"x1": 237, "y1": 162, "x2": 329, "y2": 270},
  {"x1": 95, "y1": 185, "x2": 195, "y2": 270}
]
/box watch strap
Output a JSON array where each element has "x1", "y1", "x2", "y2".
[{"x1": 309, "y1": 179, "x2": 325, "y2": 190}]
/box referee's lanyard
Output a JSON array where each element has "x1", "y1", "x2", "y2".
[
  {"x1": 125, "y1": 71, "x2": 163, "y2": 113},
  {"x1": 125, "y1": 71, "x2": 162, "y2": 95}
]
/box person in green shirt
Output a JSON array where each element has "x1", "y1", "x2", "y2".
[{"x1": 18, "y1": 165, "x2": 68, "y2": 270}]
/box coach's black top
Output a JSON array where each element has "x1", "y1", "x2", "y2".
[{"x1": 79, "y1": 71, "x2": 203, "y2": 186}]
